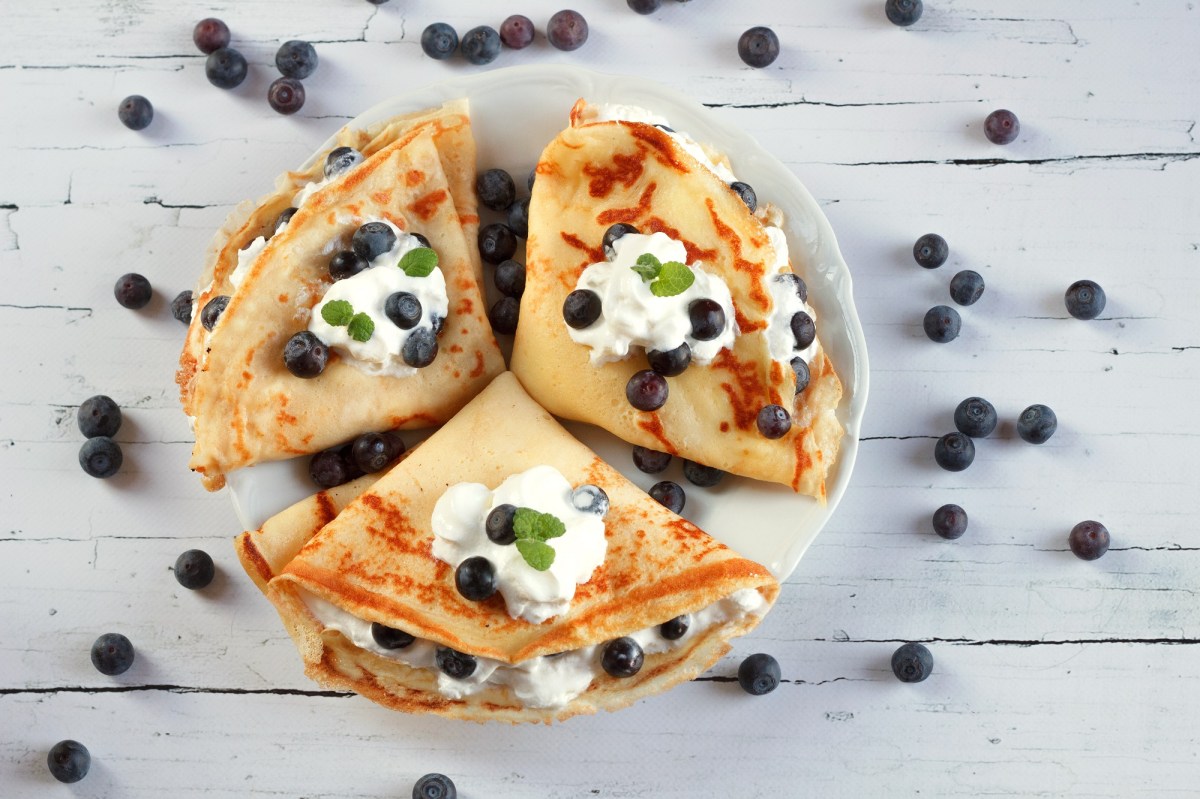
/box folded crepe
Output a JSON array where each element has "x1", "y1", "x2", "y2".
[
  {"x1": 510, "y1": 100, "x2": 843, "y2": 499},
  {"x1": 187, "y1": 125, "x2": 504, "y2": 490},
  {"x1": 236, "y1": 372, "x2": 779, "y2": 723}
]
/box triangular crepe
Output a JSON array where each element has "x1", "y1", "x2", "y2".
[
  {"x1": 511, "y1": 102, "x2": 843, "y2": 498},
  {"x1": 187, "y1": 128, "x2": 504, "y2": 490},
  {"x1": 236, "y1": 372, "x2": 779, "y2": 723}
]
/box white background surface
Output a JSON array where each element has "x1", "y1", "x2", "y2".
[{"x1": 2, "y1": 1, "x2": 1197, "y2": 796}]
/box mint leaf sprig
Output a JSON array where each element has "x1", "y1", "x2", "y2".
[
  {"x1": 399, "y1": 247, "x2": 438, "y2": 277},
  {"x1": 320, "y1": 299, "x2": 375, "y2": 342},
  {"x1": 631, "y1": 253, "x2": 696, "y2": 297},
  {"x1": 512, "y1": 508, "x2": 567, "y2": 571}
]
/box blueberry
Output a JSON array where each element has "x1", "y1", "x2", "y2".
[
  {"x1": 205, "y1": 47, "x2": 248, "y2": 90},
  {"x1": 267, "y1": 77, "x2": 306, "y2": 115},
  {"x1": 649, "y1": 480, "x2": 686, "y2": 513},
  {"x1": 628, "y1": 0, "x2": 662, "y2": 14},
  {"x1": 572, "y1": 484, "x2": 609, "y2": 516},
  {"x1": 603, "y1": 223, "x2": 640, "y2": 253},
  {"x1": 460, "y1": 25, "x2": 501, "y2": 66},
  {"x1": 738, "y1": 26, "x2": 780, "y2": 68},
  {"x1": 78, "y1": 395, "x2": 122, "y2": 439},
  {"x1": 934, "y1": 432, "x2": 975, "y2": 472},
  {"x1": 1065, "y1": 279, "x2": 1106, "y2": 320},
  {"x1": 201, "y1": 295, "x2": 230, "y2": 331},
  {"x1": 776, "y1": 272, "x2": 808, "y2": 303},
  {"x1": 984, "y1": 109, "x2": 1020, "y2": 145},
  {"x1": 1069, "y1": 520, "x2": 1110, "y2": 561},
  {"x1": 563, "y1": 289, "x2": 602, "y2": 329},
  {"x1": 275, "y1": 40, "x2": 318, "y2": 79},
  {"x1": 352, "y1": 222, "x2": 397, "y2": 261},
  {"x1": 485, "y1": 504, "x2": 518, "y2": 545},
  {"x1": 476, "y1": 168, "x2": 516, "y2": 212},
  {"x1": 47, "y1": 740, "x2": 90, "y2": 784},
  {"x1": 455, "y1": 556, "x2": 498, "y2": 601},
  {"x1": 435, "y1": 647, "x2": 477, "y2": 679},
  {"x1": 411, "y1": 233, "x2": 432, "y2": 250},
  {"x1": 547, "y1": 9, "x2": 589, "y2": 51},
  {"x1": 507, "y1": 197, "x2": 530, "y2": 238},
  {"x1": 891, "y1": 642, "x2": 933, "y2": 683},
  {"x1": 274, "y1": 207, "x2": 298, "y2": 233},
  {"x1": 932, "y1": 504, "x2": 968, "y2": 539},
  {"x1": 791, "y1": 356, "x2": 811, "y2": 394},
  {"x1": 626, "y1": 370, "x2": 669, "y2": 411},
  {"x1": 493, "y1": 259, "x2": 526, "y2": 298},
  {"x1": 738, "y1": 652, "x2": 781, "y2": 695},
  {"x1": 489, "y1": 296, "x2": 520, "y2": 335},
  {"x1": 171, "y1": 290, "x2": 193, "y2": 324},
  {"x1": 478, "y1": 223, "x2": 517, "y2": 265},
  {"x1": 402, "y1": 328, "x2": 439, "y2": 368},
  {"x1": 646, "y1": 343, "x2": 691, "y2": 377},
  {"x1": 954, "y1": 396, "x2": 997, "y2": 438},
  {"x1": 500, "y1": 14, "x2": 535, "y2": 49},
  {"x1": 421, "y1": 22, "x2": 459, "y2": 59},
  {"x1": 91, "y1": 632, "x2": 134, "y2": 675},
  {"x1": 949, "y1": 270, "x2": 985, "y2": 306},
  {"x1": 173, "y1": 548, "x2": 216, "y2": 589},
  {"x1": 352, "y1": 431, "x2": 405, "y2": 473},
  {"x1": 1017, "y1": 404, "x2": 1057, "y2": 445},
  {"x1": 118, "y1": 95, "x2": 153, "y2": 130},
  {"x1": 683, "y1": 460, "x2": 725, "y2": 487},
  {"x1": 114, "y1": 272, "x2": 152, "y2": 309},
  {"x1": 633, "y1": 446, "x2": 672, "y2": 474},
  {"x1": 601, "y1": 637, "x2": 644, "y2": 677},
  {"x1": 655, "y1": 124, "x2": 675, "y2": 133},
  {"x1": 385, "y1": 291, "x2": 422, "y2": 329},
  {"x1": 688, "y1": 299, "x2": 726, "y2": 341},
  {"x1": 790, "y1": 311, "x2": 816, "y2": 350},
  {"x1": 283, "y1": 331, "x2": 328, "y2": 378},
  {"x1": 729, "y1": 181, "x2": 757, "y2": 212},
  {"x1": 79, "y1": 437, "x2": 123, "y2": 478},
  {"x1": 660, "y1": 614, "x2": 689, "y2": 640},
  {"x1": 923, "y1": 305, "x2": 961, "y2": 343},
  {"x1": 193, "y1": 18, "x2": 230, "y2": 54},
  {"x1": 527, "y1": 166, "x2": 538, "y2": 193},
  {"x1": 885, "y1": 0, "x2": 923, "y2": 26},
  {"x1": 413, "y1": 773, "x2": 457, "y2": 799},
  {"x1": 309, "y1": 446, "x2": 356, "y2": 488},
  {"x1": 756, "y1": 404, "x2": 792, "y2": 439},
  {"x1": 372, "y1": 622, "x2": 415, "y2": 650},
  {"x1": 329, "y1": 250, "x2": 368, "y2": 281},
  {"x1": 430, "y1": 314, "x2": 444, "y2": 336},
  {"x1": 912, "y1": 233, "x2": 948, "y2": 269},
  {"x1": 324, "y1": 146, "x2": 364, "y2": 179}
]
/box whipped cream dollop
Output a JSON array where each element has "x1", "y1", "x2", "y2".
[
  {"x1": 229, "y1": 235, "x2": 268, "y2": 289},
  {"x1": 567, "y1": 232, "x2": 737, "y2": 366},
  {"x1": 308, "y1": 219, "x2": 449, "y2": 378},
  {"x1": 431, "y1": 466, "x2": 607, "y2": 625},
  {"x1": 762, "y1": 226, "x2": 820, "y2": 368}
]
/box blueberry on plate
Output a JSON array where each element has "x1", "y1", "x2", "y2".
[
  {"x1": 476, "y1": 168, "x2": 516, "y2": 211},
  {"x1": 949, "y1": 269, "x2": 985, "y2": 306},
  {"x1": 1069, "y1": 520, "x2": 1110, "y2": 561},
  {"x1": 455, "y1": 556, "x2": 497, "y2": 601},
  {"x1": 79, "y1": 437, "x2": 123, "y2": 478},
  {"x1": 626, "y1": 370, "x2": 669, "y2": 411},
  {"x1": 934, "y1": 432, "x2": 974, "y2": 471},
  {"x1": 485, "y1": 504, "x2": 518, "y2": 545},
  {"x1": 275, "y1": 40, "x2": 318, "y2": 79},
  {"x1": 932, "y1": 504, "x2": 968, "y2": 539},
  {"x1": 283, "y1": 331, "x2": 328, "y2": 378},
  {"x1": 891, "y1": 642, "x2": 933, "y2": 682},
  {"x1": 738, "y1": 652, "x2": 781, "y2": 695},
  {"x1": 547, "y1": 9, "x2": 589, "y2": 51},
  {"x1": 413, "y1": 773, "x2": 457, "y2": 799},
  {"x1": 488, "y1": 296, "x2": 520, "y2": 335},
  {"x1": 603, "y1": 223, "x2": 639, "y2": 253},
  {"x1": 790, "y1": 311, "x2": 816, "y2": 350},
  {"x1": 885, "y1": 0, "x2": 923, "y2": 26},
  {"x1": 688, "y1": 299, "x2": 726, "y2": 341},
  {"x1": 563, "y1": 289, "x2": 602, "y2": 329},
  {"x1": 193, "y1": 17, "x2": 230, "y2": 54},
  {"x1": 912, "y1": 233, "x2": 948, "y2": 269},
  {"x1": 78, "y1": 395, "x2": 122, "y2": 439},
  {"x1": 460, "y1": 25, "x2": 501, "y2": 65},
  {"x1": 601, "y1": 637, "x2": 644, "y2": 677},
  {"x1": 923, "y1": 305, "x2": 961, "y2": 343},
  {"x1": 647, "y1": 343, "x2": 691, "y2": 377},
  {"x1": 633, "y1": 446, "x2": 672, "y2": 474},
  {"x1": 352, "y1": 222, "x2": 397, "y2": 262},
  {"x1": 114, "y1": 272, "x2": 152, "y2": 309},
  {"x1": 402, "y1": 327, "x2": 439, "y2": 368},
  {"x1": 649, "y1": 480, "x2": 686, "y2": 513},
  {"x1": 984, "y1": 109, "x2": 1020, "y2": 145},
  {"x1": 435, "y1": 647, "x2": 477, "y2": 679},
  {"x1": 493, "y1": 259, "x2": 526, "y2": 298},
  {"x1": 1017, "y1": 403, "x2": 1057, "y2": 444},
  {"x1": 47, "y1": 740, "x2": 90, "y2": 784},
  {"x1": 324, "y1": 146, "x2": 364, "y2": 179},
  {"x1": 572, "y1": 484, "x2": 609, "y2": 516},
  {"x1": 738, "y1": 26, "x2": 779, "y2": 68},
  {"x1": 267, "y1": 77, "x2": 305, "y2": 115},
  {"x1": 118, "y1": 95, "x2": 153, "y2": 130},
  {"x1": 174, "y1": 549, "x2": 216, "y2": 589},
  {"x1": 500, "y1": 14, "x2": 535, "y2": 49},
  {"x1": 352, "y1": 431, "x2": 405, "y2": 473},
  {"x1": 791, "y1": 356, "x2": 811, "y2": 394},
  {"x1": 421, "y1": 22, "x2": 459, "y2": 60},
  {"x1": 660, "y1": 614, "x2": 690, "y2": 640},
  {"x1": 205, "y1": 47, "x2": 248, "y2": 90},
  {"x1": 683, "y1": 459, "x2": 725, "y2": 487},
  {"x1": 372, "y1": 622, "x2": 415, "y2": 650},
  {"x1": 171, "y1": 290, "x2": 193, "y2": 324},
  {"x1": 507, "y1": 197, "x2": 530, "y2": 239},
  {"x1": 478, "y1": 223, "x2": 517, "y2": 265},
  {"x1": 309, "y1": 446, "x2": 356, "y2": 488},
  {"x1": 628, "y1": 0, "x2": 662, "y2": 14},
  {"x1": 91, "y1": 632, "x2": 134, "y2": 675},
  {"x1": 756, "y1": 404, "x2": 792, "y2": 439},
  {"x1": 201, "y1": 295, "x2": 230, "y2": 331},
  {"x1": 954, "y1": 396, "x2": 997, "y2": 438},
  {"x1": 729, "y1": 181, "x2": 757, "y2": 212},
  {"x1": 1065, "y1": 279, "x2": 1106, "y2": 320}
]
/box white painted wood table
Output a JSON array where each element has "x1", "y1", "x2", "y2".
[{"x1": 3, "y1": 1, "x2": 1197, "y2": 796}]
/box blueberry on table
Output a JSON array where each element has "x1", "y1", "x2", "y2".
[
  {"x1": 891, "y1": 642, "x2": 933, "y2": 683},
  {"x1": 78, "y1": 395, "x2": 121, "y2": 439},
  {"x1": 633, "y1": 446, "x2": 672, "y2": 474},
  {"x1": 476, "y1": 168, "x2": 516, "y2": 212},
  {"x1": 790, "y1": 311, "x2": 816, "y2": 350},
  {"x1": 791, "y1": 356, "x2": 811, "y2": 394},
  {"x1": 1017, "y1": 403, "x2": 1057, "y2": 444},
  {"x1": 47, "y1": 740, "x2": 90, "y2": 784},
  {"x1": 455, "y1": 556, "x2": 498, "y2": 601},
  {"x1": 949, "y1": 269, "x2": 985, "y2": 306},
  {"x1": 647, "y1": 343, "x2": 691, "y2": 377},
  {"x1": 954, "y1": 396, "x2": 997, "y2": 438},
  {"x1": 478, "y1": 223, "x2": 517, "y2": 265},
  {"x1": 601, "y1": 637, "x2": 645, "y2": 677},
  {"x1": 628, "y1": 0, "x2": 662, "y2": 14},
  {"x1": 729, "y1": 181, "x2": 757, "y2": 212},
  {"x1": 421, "y1": 22, "x2": 459, "y2": 60},
  {"x1": 193, "y1": 18, "x2": 230, "y2": 54},
  {"x1": 402, "y1": 328, "x2": 439, "y2": 368},
  {"x1": 324, "y1": 146, "x2": 364, "y2": 179},
  {"x1": 413, "y1": 773, "x2": 457, "y2": 799},
  {"x1": 776, "y1": 272, "x2": 808, "y2": 303},
  {"x1": 683, "y1": 459, "x2": 725, "y2": 487},
  {"x1": 201, "y1": 295, "x2": 230, "y2": 331},
  {"x1": 563, "y1": 289, "x2": 602, "y2": 329},
  {"x1": 626, "y1": 370, "x2": 669, "y2": 411},
  {"x1": 435, "y1": 647, "x2": 477, "y2": 679},
  {"x1": 79, "y1": 437, "x2": 123, "y2": 478},
  {"x1": 117, "y1": 95, "x2": 153, "y2": 130},
  {"x1": 372, "y1": 622, "x2": 415, "y2": 650},
  {"x1": 114, "y1": 272, "x2": 152, "y2": 309},
  {"x1": 660, "y1": 614, "x2": 690, "y2": 640},
  {"x1": 756, "y1": 404, "x2": 792, "y2": 439},
  {"x1": 275, "y1": 40, "x2": 318, "y2": 79},
  {"x1": 493, "y1": 259, "x2": 526, "y2": 298},
  {"x1": 932, "y1": 504, "x2": 968, "y2": 539},
  {"x1": 352, "y1": 221, "x2": 397, "y2": 261},
  {"x1": 738, "y1": 26, "x2": 780, "y2": 68},
  {"x1": 385, "y1": 291, "x2": 423, "y2": 330},
  {"x1": 738, "y1": 652, "x2": 781, "y2": 695},
  {"x1": 923, "y1": 305, "x2": 961, "y2": 343},
  {"x1": 500, "y1": 15, "x2": 535, "y2": 49},
  {"x1": 352, "y1": 431, "x2": 405, "y2": 473},
  {"x1": 603, "y1": 223, "x2": 639, "y2": 253},
  {"x1": 309, "y1": 446, "x2": 355, "y2": 488},
  {"x1": 934, "y1": 432, "x2": 974, "y2": 472},
  {"x1": 171, "y1": 290, "x2": 193, "y2": 324},
  {"x1": 283, "y1": 331, "x2": 328, "y2": 378},
  {"x1": 547, "y1": 10, "x2": 589, "y2": 51},
  {"x1": 486, "y1": 504, "x2": 518, "y2": 545},
  {"x1": 267, "y1": 77, "x2": 305, "y2": 115},
  {"x1": 1065, "y1": 279, "x2": 1106, "y2": 320},
  {"x1": 507, "y1": 197, "x2": 530, "y2": 238},
  {"x1": 572, "y1": 484, "x2": 610, "y2": 516},
  {"x1": 885, "y1": 0, "x2": 923, "y2": 26},
  {"x1": 649, "y1": 480, "x2": 686, "y2": 513},
  {"x1": 912, "y1": 233, "x2": 948, "y2": 269},
  {"x1": 688, "y1": 299, "x2": 726, "y2": 341},
  {"x1": 984, "y1": 109, "x2": 1020, "y2": 145},
  {"x1": 488, "y1": 296, "x2": 520, "y2": 335},
  {"x1": 460, "y1": 25, "x2": 501, "y2": 65},
  {"x1": 329, "y1": 250, "x2": 368, "y2": 281},
  {"x1": 174, "y1": 549, "x2": 215, "y2": 589},
  {"x1": 1069, "y1": 520, "x2": 1110, "y2": 561},
  {"x1": 91, "y1": 632, "x2": 134, "y2": 675},
  {"x1": 205, "y1": 47, "x2": 248, "y2": 90}
]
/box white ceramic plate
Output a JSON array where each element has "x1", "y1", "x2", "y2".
[{"x1": 227, "y1": 64, "x2": 869, "y2": 581}]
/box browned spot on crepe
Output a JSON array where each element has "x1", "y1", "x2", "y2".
[
  {"x1": 583, "y1": 151, "x2": 644, "y2": 198},
  {"x1": 628, "y1": 124, "x2": 692, "y2": 173},
  {"x1": 596, "y1": 182, "x2": 657, "y2": 226},
  {"x1": 644, "y1": 217, "x2": 717, "y2": 264},
  {"x1": 469, "y1": 350, "x2": 486, "y2": 378},
  {"x1": 636, "y1": 413, "x2": 678, "y2": 455},
  {"x1": 712, "y1": 349, "x2": 768, "y2": 432},
  {"x1": 405, "y1": 169, "x2": 424, "y2": 187},
  {"x1": 410, "y1": 189, "x2": 448, "y2": 221}
]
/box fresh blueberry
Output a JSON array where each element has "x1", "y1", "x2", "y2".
[
  {"x1": 205, "y1": 47, "x2": 248, "y2": 90},
  {"x1": 891, "y1": 642, "x2": 933, "y2": 683},
  {"x1": 791, "y1": 356, "x2": 811, "y2": 394},
  {"x1": 683, "y1": 460, "x2": 725, "y2": 487},
  {"x1": 729, "y1": 181, "x2": 757, "y2": 212},
  {"x1": 494, "y1": 259, "x2": 526, "y2": 298},
  {"x1": 478, "y1": 223, "x2": 517, "y2": 265},
  {"x1": 78, "y1": 395, "x2": 122, "y2": 439},
  {"x1": 738, "y1": 652, "x2": 781, "y2": 695},
  {"x1": 476, "y1": 168, "x2": 516, "y2": 212},
  {"x1": 324, "y1": 146, "x2": 364, "y2": 179},
  {"x1": 738, "y1": 26, "x2": 780, "y2": 68},
  {"x1": 173, "y1": 549, "x2": 216, "y2": 589},
  {"x1": 790, "y1": 311, "x2": 816, "y2": 350},
  {"x1": 949, "y1": 270, "x2": 985, "y2": 306},
  {"x1": 274, "y1": 207, "x2": 298, "y2": 232},
  {"x1": 649, "y1": 480, "x2": 686, "y2": 513},
  {"x1": 171, "y1": 290, "x2": 193, "y2": 324},
  {"x1": 371, "y1": 622, "x2": 415, "y2": 650},
  {"x1": 547, "y1": 9, "x2": 589, "y2": 51},
  {"x1": 1069, "y1": 520, "x2": 1110, "y2": 561},
  {"x1": 79, "y1": 437, "x2": 123, "y2": 478},
  {"x1": 455, "y1": 556, "x2": 498, "y2": 601},
  {"x1": 402, "y1": 328, "x2": 439, "y2": 368},
  {"x1": 420, "y1": 22, "x2": 459, "y2": 60},
  {"x1": 267, "y1": 77, "x2": 305, "y2": 115},
  {"x1": 275, "y1": 40, "x2": 318, "y2": 79},
  {"x1": 193, "y1": 18, "x2": 230, "y2": 54},
  {"x1": 47, "y1": 740, "x2": 90, "y2": 784},
  {"x1": 984, "y1": 109, "x2": 1020, "y2": 145},
  {"x1": 309, "y1": 447, "x2": 356, "y2": 488},
  {"x1": 934, "y1": 432, "x2": 975, "y2": 472},
  {"x1": 527, "y1": 166, "x2": 538, "y2": 193},
  {"x1": 628, "y1": 0, "x2": 662, "y2": 14},
  {"x1": 626, "y1": 370, "x2": 669, "y2": 411},
  {"x1": 200, "y1": 295, "x2": 230, "y2": 330},
  {"x1": 756, "y1": 404, "x2": 792, "y2": 439},
  {"x1": 352, "y1": 222, "x2": 397, "y2": 261},
  {"x1": 507, "y1": 197, "x2": 530, "y2": 238},
  {"x1": 385, "y1": 292, "x2": 422, "y2": 329},
  {"x1": 932, "y1": 504, "x2": 968, "y2": 539},
  {"x1": 329, "y1": 250, "x2": 368, "y2": 281},
  {"x1": 688, "y1": 299, "x2": 726, "y2": 341},
  {"x1": 602, "y1": 223, "x2": 639, "y2": 254},
  {"x1": 114, "y1": 272, "x2": 152, "y2": 309},
  {"x1": 1017, "y1": 404, "x2": 1057, "y2": 444},
  {"x1": 923, "y1": 305, "x2": 961, "y2": 343},
  {"x1": 1065, "y1": 279, "x2": 1106, "y2": 320},
  {"x1": 413, "y1": 773, "x2": 457, "y2": 799},
  {"x1": 954, "y1": 396, "x2": 997, "y2": 438},
  {"x1": 283, "y1": 331, "x2": 328, "y2": 378},
  {"x1": 572, "y1": 484, "x2": 609, "y2": 516},
  {"x1": 435, "y1": 647, "x2": 477, "y2": 679},
  {"x1": 485, "y1": 504, "x2": 518, "y2": 545},
  {"x1": 563, "y1": 289, "x2": 602, "y2": 328},
  {"x1": 91, "y1": 632, "x2": 134, "y2": 675},
  {"x1": 460, "y1": 25, "x2": 501, "y2": 65},
  {"x1": 500, "y1": 14, "x2": 535, "y2": 49},
  {"x1": 776, "y1": 272, "x2": 808, "y2": 303},
  {"x1": 660, "y1": 614, "x2": 690, "y2": 640},
  {"x1": 647, "y1": 343, "x2": 691, "y2": 377},
  {"x1": 885, "y1": 0, "x2": 923, "y2": 26},
  {"x1": 489, "y1": 297, "x2": 520, "y2": 335},
  {"x1": 430, "y1": 314, "x2": 444, "y2": 336},
  {"x1": 352, "y1": 431, "x2": 405, "y2": 473},
  {"x1": 633, "y1": 446, "x2": 672, "y2": 474},
  {"x1": 601, "y1": 637, "x2": 644, "y2": 677},
  {"x1": 913, "y1": 233, "x2": 948, "y2": 269},
  {"x1": 118, "y1": 95, "x2": 153, "y2": 130}
]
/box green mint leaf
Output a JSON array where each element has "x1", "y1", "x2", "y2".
[
  {"x1": 649, "y1": 261, "x2": 696, "y2": 297},
  {"x1": 399, "y1": 247, "x2": 438, "y2": 278},
  {"x1": 631, "y1": 252, "x2": 662, "y2": 282},
  {"x1": 512, "y1": 507, "x2": 567, "y2": 542},
  {"x1": 515, "y1": 539, "x2": 556, "y2": 571},
  {"x1": 321, "y1": 299, "x2": 354, "y2": 327},
  {"x1": 347, "y1": 312, "x2": 375, "y2": 342}
]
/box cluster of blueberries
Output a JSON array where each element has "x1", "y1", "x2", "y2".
[
  {"x1": 193, "y1": 18, "x2": 318, "y2": 115},
  {"x1": 474, "y1": 167, "x2": 532, "y2": 336},
  {"x1": 420, "y1": 12, "x2": 587, "y2": 64},
  {"x1": 309, "y1": 428, "x2": 406, "y2": 489}
]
